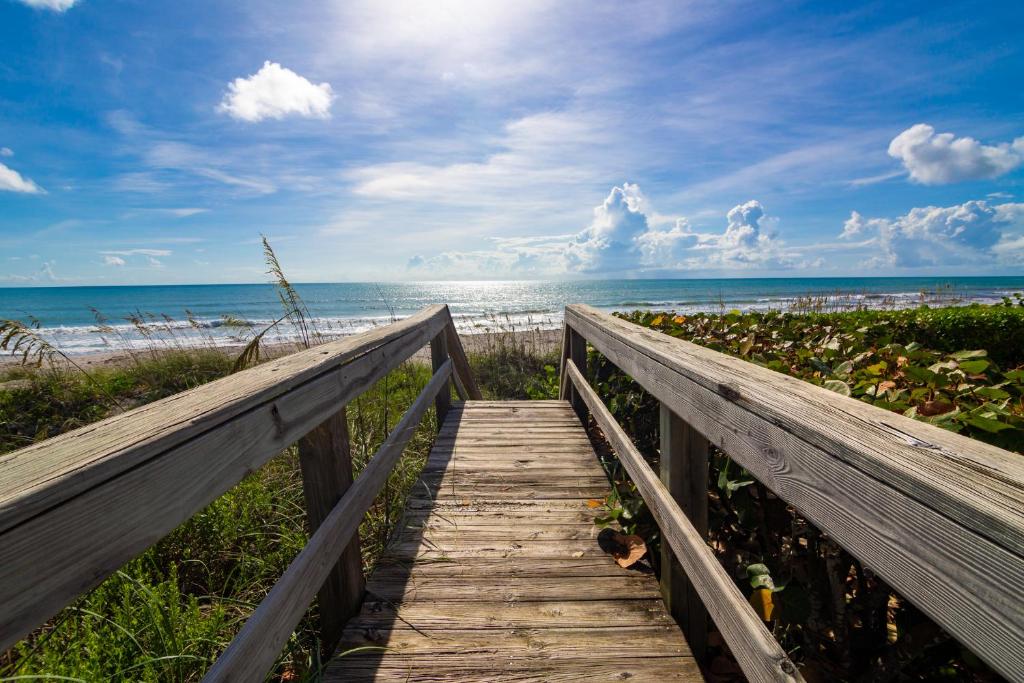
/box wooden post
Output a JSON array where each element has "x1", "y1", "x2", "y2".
[
  {"x1": 568, "y1": 327, "x2": 588, "y2": 421},
  {"x1": 297, "y1": 407, "x2": 364, "y2": 658},
  {"x1": 430, "y1": 331, "x2": 451, "y2": 430},
  {"x1": 659, "y1": 403, "x2": 710, "y2": 661}
]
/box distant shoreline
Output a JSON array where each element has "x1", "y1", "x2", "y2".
[{"x1": 0, "y1": 328, "x2": 564, "y2": 372}]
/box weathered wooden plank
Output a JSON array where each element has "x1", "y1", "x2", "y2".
[
  {"x1": 407, "y1": 526, "x2": 603, "y2": 543},
  {"x1": 566, "y1": 360, "x2": 800, "y2": 683},
  {"x1": 404, "y1": 498, "x2": 610, "y2": 512},
  {"x1": 336, "y1": 625, "x2": 691, "y2": 658},
  {"x1": 364, "y1": 574, "x2": 661, "y2": 602},
  {"x1": 0, "y1": 309, "x2": 450, "y2": 653},
  {"x1": 399, "y1": 510, "x2": 600, "y2": 527},
  {"x1": 431, "y1": 331, "x2": 452, "y2": 430},
  {"x1": 297, "y1": 407, "x2": 363, "y2": 657},
  {"x1": 567, "y1": 304, "x2": 1024, "y2": 680},
  {"x1": 568, "y1": 327, "x2": 587, "y2": 420},
  {"x1": 444, "y1": 317, "x2": 483, "y2": 400},
  {"x1": 368, "y1": 558, "x2": 631, "y2": 580},
  {"x1": 328, "y1": 399, "x2": 698, "y2": 682},
  {"x1": 202, "y1": 360, "x2": 453, "y2": 682},
  {"x1": 326, "y1": 657, "x2": 701, "y2": 682},
  {"x1": 660, "y1": 403, "x2": 709, "y2": 660},
  {"x1": 345, "y1": 598, "x2": 678, "y2": 629},
  {"x1": 384, "y1": 539, "x2": 612, "y2": 560}
]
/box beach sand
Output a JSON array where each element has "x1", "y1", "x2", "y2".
[{"x1": 0, "y1": 328, "x2": 564, "y2": 372}]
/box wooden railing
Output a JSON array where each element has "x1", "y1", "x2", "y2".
[
  {"x1": 560, "y1": 304, "x2": 1024, "y2": 683},
  {"x1": 0, "y1": 304, "x2": 481, "y2": 682}
]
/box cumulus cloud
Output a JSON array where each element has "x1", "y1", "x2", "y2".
[
  {"x1": 219, "y1": 61, "x2": 334, "y2": 122},
  {"x1": 407, "y1": 184, "x2": 802, "y2": 277},
  {"x1": 840, "y1": 200, "x2": 1024, "y2": 267},
  {"x1": 16, "y1": 0, "x2": 78, "y2": 11},
  {"x1": 1, "y1": 260, "x2": 60, "y2": 283},
  {"x1": 888, "y1": 124, "x2": 1024, "y2": 184},
  {"x1": 103, "y1": 255, "x2": 126, "y2": 267},
  {"x1": 0, "y1": 161, "x2": 44, "y2": 194},
  {"x1": 565, "y1": 187, "x2": 791, "y2": 273}
]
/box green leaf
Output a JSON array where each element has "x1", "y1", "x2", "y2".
[
  {"x1": 958, "y1": 359, "x2": 990, "y2": 374},
  {"x1": 974, "y1": 386, "x2": 1011, "y2": 400},
  {"x1": 951, "y1": 349, "x2": 987, "y2": 360},
  {"x1": 865, "y1": 361, "x2": 888, "y2": 376},
  {"x1": 834, "y1": 360, "x2": 854, "y2": 377},
  {"x1": 823, "y1": 379, "x2": 851, "y2": 396},
  {"x1": 964, "y1": 416, "x2": 1013, "y2": 433}
]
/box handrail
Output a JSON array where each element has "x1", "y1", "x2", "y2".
[
  {"x1": 562, "y1": 303, "x2": 1024, "y2": 682},
  {"x1": 0, "y1": 305, "x2": 478, "y2": 666},
  {"x1": 205, "y1": 359, "x2": 453, "y2": 681},
  {"x1": 565, "y1": 359, "x2": 801, "y2": 683}
]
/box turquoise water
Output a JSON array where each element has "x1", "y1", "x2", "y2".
[{"x1": 1, "y1": 277, "x2": 1022, "y2": 355}]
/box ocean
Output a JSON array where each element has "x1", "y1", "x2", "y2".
[{"x1": 1, "y1": 277, "x2": 1022, "y2": 355}]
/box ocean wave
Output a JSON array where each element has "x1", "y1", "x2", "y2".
[{"x1": 4, "y1": 285, "x2": 1016, "y2": 357}]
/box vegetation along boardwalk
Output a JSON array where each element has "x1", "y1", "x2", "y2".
[
  {"x1": 2, "y1": 304, "x2": 1023, "y2": 682},
  {"x1": 325, "y1": 400, "x2": 701, "y2": 681}
]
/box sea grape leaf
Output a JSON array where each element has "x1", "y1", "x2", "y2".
[
  {"x1": 958, "y1": 359, "x2": 990, "y2": 374},
  {"x1": 823, "y1": 379, "x2": 851, "y2": 396}
]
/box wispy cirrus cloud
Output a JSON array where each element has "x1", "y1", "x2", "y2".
[{"x1": 100, "y1": 248, "x2": 172, "y2": 257}]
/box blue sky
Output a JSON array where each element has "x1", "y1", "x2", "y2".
[{"x1": 1, "y1": 0, "x2": 1022, "y2": 285}]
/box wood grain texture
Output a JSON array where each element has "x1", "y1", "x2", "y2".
[
  {"x1": 444, "y1": 315, "x2": 483, "y2": 400},
  {"x1": 431, "y1": 330, "x2": 452, "y2": 430},
  {"x1": 202, "y1": 360, "x2": 453, "y2": 682},
  {"x1": 566, "y1": 304, "x2": 1024, "y2": 681},
  {"x1": 0, "y1": 306, "x2": 451, "y2": 653},
  {"x1": 297, "y1": 407, "x2": 363, "y2": 657},
  {"x1": 566, "y1": 361, "x2": 800, "y2": 683},
  {"x1": 0, "y1": 305, "x2": 448, "y2": 533},
  {"x1": 324, "y1": 400, "x2": 700, "y2": 682},
  {"x1": 660, "y1": 403, "x2": 710, "y2": 660}
]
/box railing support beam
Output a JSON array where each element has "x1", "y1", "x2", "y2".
[
  {"x1": 660, "y1": 403, "x2": 710, "y2": 661},
  {"x1": 431, "y1": 331, "x2": 452, "y2": 430},
  {"x1": 568, "y1": 327, "x2": 588, "y2": 421},
  {"x1": 297, "y1": 407, "x2": 364, "y2": 658}
]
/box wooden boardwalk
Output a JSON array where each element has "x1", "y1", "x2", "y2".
[{"x1": 324, "y1": 400, "x2": 702, "y2": 682}]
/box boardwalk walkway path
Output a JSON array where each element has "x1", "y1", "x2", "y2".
[{"x1": 324, "y1": 399, "x2": 702, "y2": 682}]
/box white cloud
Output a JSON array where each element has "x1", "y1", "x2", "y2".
[
  {"x1": 888, "y1": 124, "x2": 1024, "y2": 184},
  {"x1": 567, "y1": 188, "x2": 793, "y2": 273},
  {"x1": 100, "y1": 248, "x2": 172, "y2": 257},
  {"x1": 219, "y1": 61, "x2": 334, "y2": 122},
  {"x1": 164, "y1": 208, "x2": 208, "y2": 218},
  {"x1": 1, "y1": 260, "x2": 60, "y2": 283},
  {"x1": 406, "y1": 184, "x2": 802, "y2": 277},
  {"x1": 0, "y1": 162, "x2": 44, "y2": 194},
  {"x1": 0, "y1": 148, "x2": 12, "y2": 157},
  {"x1": 143, "y1": 141, "x2": 277, "y2": 194},
  {"x1": 348, "y1": 111, "x2": 613, "y2": 206},
  {"x1": 103, "y1": 255, "x2": 126, "y2": 267},
  {"x1": 840, "y1": 200, "x2": 1024, "y2": 267},
  {"x1": 16, "y1": 0, "x2": 78, "y2": 11}
]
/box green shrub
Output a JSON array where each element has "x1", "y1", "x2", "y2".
[{"x1": 591, "y1": 304, "x2": 1020, "y2": 681}]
